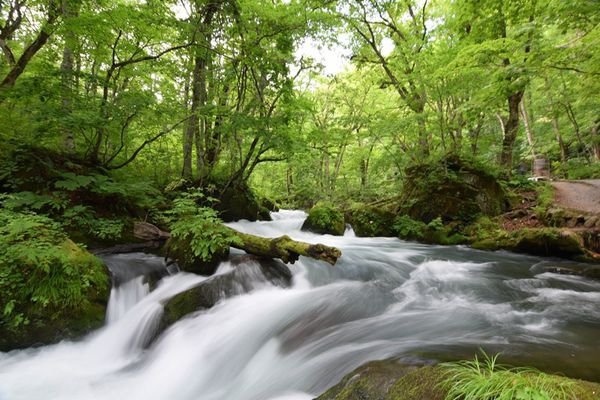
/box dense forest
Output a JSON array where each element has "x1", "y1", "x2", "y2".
[
  {"x1": 1, "y1": 0, "x2": 598, "y2": 199},
  {"x1": 1, "y1": 1, "x2": 600, "y2": 399}
]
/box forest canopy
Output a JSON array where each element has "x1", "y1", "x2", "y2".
[{"x1": 0, "y1": 0, "x2": 598, "y2": 205}]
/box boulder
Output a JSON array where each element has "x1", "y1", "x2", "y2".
[
  {"x1": 301, "y1": 202, "x2": 345, "y2": 236},
  {"x1": 316, "y1": 360, "x2": 446, "y2": 400},
  {"x1": 346, "y1": 205, "x2": 396, "y2": 237},
  {"x1": 399, "y1": 156, "x2": 508, "y2": 224}
]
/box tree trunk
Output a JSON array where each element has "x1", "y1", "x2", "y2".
[
  {"x1": 592, "y1": 120, "x2": 600, "y2": 162},
  {"x1": 500, "y1": 91, "x2": 524, "y2": 169},
  {"x1": 60, "y1": 0, "x2": 78, "y2": 153},
  {"x1": 519, "y1": 98, "x2": 535, "y2": 159},
  {"x1": 181, "y1": 67, "x2": 193, "y2": 179},
  {"x1": 225, "y1": 228, "x2": 341, "y2": 265}
]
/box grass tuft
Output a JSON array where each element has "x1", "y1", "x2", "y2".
[{"x1": 440, "y1": 351, "x2": 576, "y2": 400}]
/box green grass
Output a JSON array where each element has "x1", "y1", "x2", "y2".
[{"x1": 440, "y1": 352, "x2": 576, "y2": 400}]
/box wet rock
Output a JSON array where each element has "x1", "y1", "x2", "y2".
[
  {"x1": 159, "y1": 256, "x2": 292, "y2": 333},
  {"x1": 316, "y1": 360, "x2": 446, "y2": 400}
]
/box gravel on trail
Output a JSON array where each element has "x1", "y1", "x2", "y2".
[{"x1": 552, "y1": 179, "x2": 600, "y2": 214}]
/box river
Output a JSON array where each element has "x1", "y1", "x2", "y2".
[{"x1": 1, "y1": 210, "x2": 599, "y2": 399}]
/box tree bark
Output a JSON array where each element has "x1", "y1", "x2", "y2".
[
  {"x1": 499, "y1": 91, "x2": 524, "y2": 169},
  {"x1": 60, "y1": 0, "x2": 78, "y2": 153},
  {"x1": 225, "y1": 228, "x2": 341, "y2": 265},
  {"x1": 519, "y1": 98, "x2": 535, "y2": 158}
]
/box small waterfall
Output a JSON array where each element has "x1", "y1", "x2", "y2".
[{"x1": 106, "y1": 276, "x2": 149, "y2": 323}]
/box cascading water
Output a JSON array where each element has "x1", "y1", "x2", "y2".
[{"x1": 1, "y1": 210, "x2": 600, "y2": 400}]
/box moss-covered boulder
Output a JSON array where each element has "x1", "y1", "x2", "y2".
[
  {"x1": 316, "y1": 360, "x2": 447, "y2": 400},
  {"x1": 346, "y1": 205, "x2": 396, "y2": 237},
  {"x1": 471, "y1": 227, "x2": 587, "y2": 258},
  {"x1": 400, "y1": 156, "x2": 508, "y2": 224},
  {"x1": 0, "y1": 211, "x2": 109, "y2": 351},
  {"x1": 302, "y1": 202, "x2": 345, "y2": 236},
  {"x1": 317, "y1": 358, "x2": 600, "y2": 400}
]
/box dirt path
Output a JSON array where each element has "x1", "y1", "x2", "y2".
[{"x1": 552, "y1": 179, "x2": 600, "y2": 214}]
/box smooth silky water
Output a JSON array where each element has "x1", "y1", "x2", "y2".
[{"x1": 1, "y1": 210, "x2": 599, "y2": 400}]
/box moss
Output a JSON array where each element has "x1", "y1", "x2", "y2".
[
  {"x1": 302, "y1": 202, "x2": 345, "y2": 236},
  {"x1": 400, "y1": 155, "x2": 508, "y2": 224},
  {"x1": 471, "y1": 227, "x2": 586, "y2": 258},
  {"x1": 388, "y1": 366, "x2": 447, "y2": 400},
  {"x1": 317, "y1": 360, "x2": 417, "y2": 400},
  {"x1": 347, "y1": 205, "x2": 396, "y2": 237}
]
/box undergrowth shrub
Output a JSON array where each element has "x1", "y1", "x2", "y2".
[
  {"x1": 0, "y1": 209, "x2": 108, "y2": 337},
  {"x1": 163, "y1": 191, "x2": 240, "y2": 265}
]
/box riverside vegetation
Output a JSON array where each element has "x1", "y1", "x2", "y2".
[{"x1": 1, "y1": 0, "x2": 600, "y2": 398}]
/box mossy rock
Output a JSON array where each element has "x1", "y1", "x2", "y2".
[
  {"x1": 316, "y1": 360, "x2": 447, "y2": 400},
  {"x1": 347, "y1": 205, "x2": 396, "y2": 237},
  {"x1": 400, "y1": 155, "x2": 508, "y2": 224},
  {"x1": 317, "y1": 359, "x2": 600, "y2": 400},
  {"x1": 0, "y1": 239, "x2": 110, "y2": 351},
  {"x1": 302, "y1": 202, "x2": 345, "y2": 236},
  {"x1": 472, "y1": 228, "x2": 586, "y2": 258}
]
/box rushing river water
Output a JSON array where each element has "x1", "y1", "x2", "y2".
[{"x1": 1, "y1": 210, "x2": 600, "y2": 400}]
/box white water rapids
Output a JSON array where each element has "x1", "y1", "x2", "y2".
[{"x1": 1, "y1": 210, "x2": 600, "y2": 399}]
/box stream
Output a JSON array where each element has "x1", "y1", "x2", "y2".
[{"x1": 1, "y1": 210, "x2": 600, "y2": 400}]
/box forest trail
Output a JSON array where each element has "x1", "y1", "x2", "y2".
[{"x1": 552, "y1": 180, "x2": 600, "y2": 214}]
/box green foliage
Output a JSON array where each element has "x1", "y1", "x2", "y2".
[
  {"x1": 393, "y1": 215, "x2": 427, "y2": 240},
  {"x1": 552, "y1": 159, "x2": 600, "y2": 180},
  {"x1": 534, "y1": 183, "x2": 554, "y2": 216},
  {"x1": 165, "y1": 191, "x2": 240, "y2": 263},
  {"x1": 0, "y1": 209, "x2": 108, "y2": 335},
  {"x1": 441, "y1": 352, "x2": 576, "y2": 400}
]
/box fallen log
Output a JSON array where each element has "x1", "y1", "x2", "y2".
[
  {"x1": 133, "y1": 222, "x2": 341, "y2": 266},
  {"x1": 224, "y1": 227, "x2": 341, "y2": 265}
]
